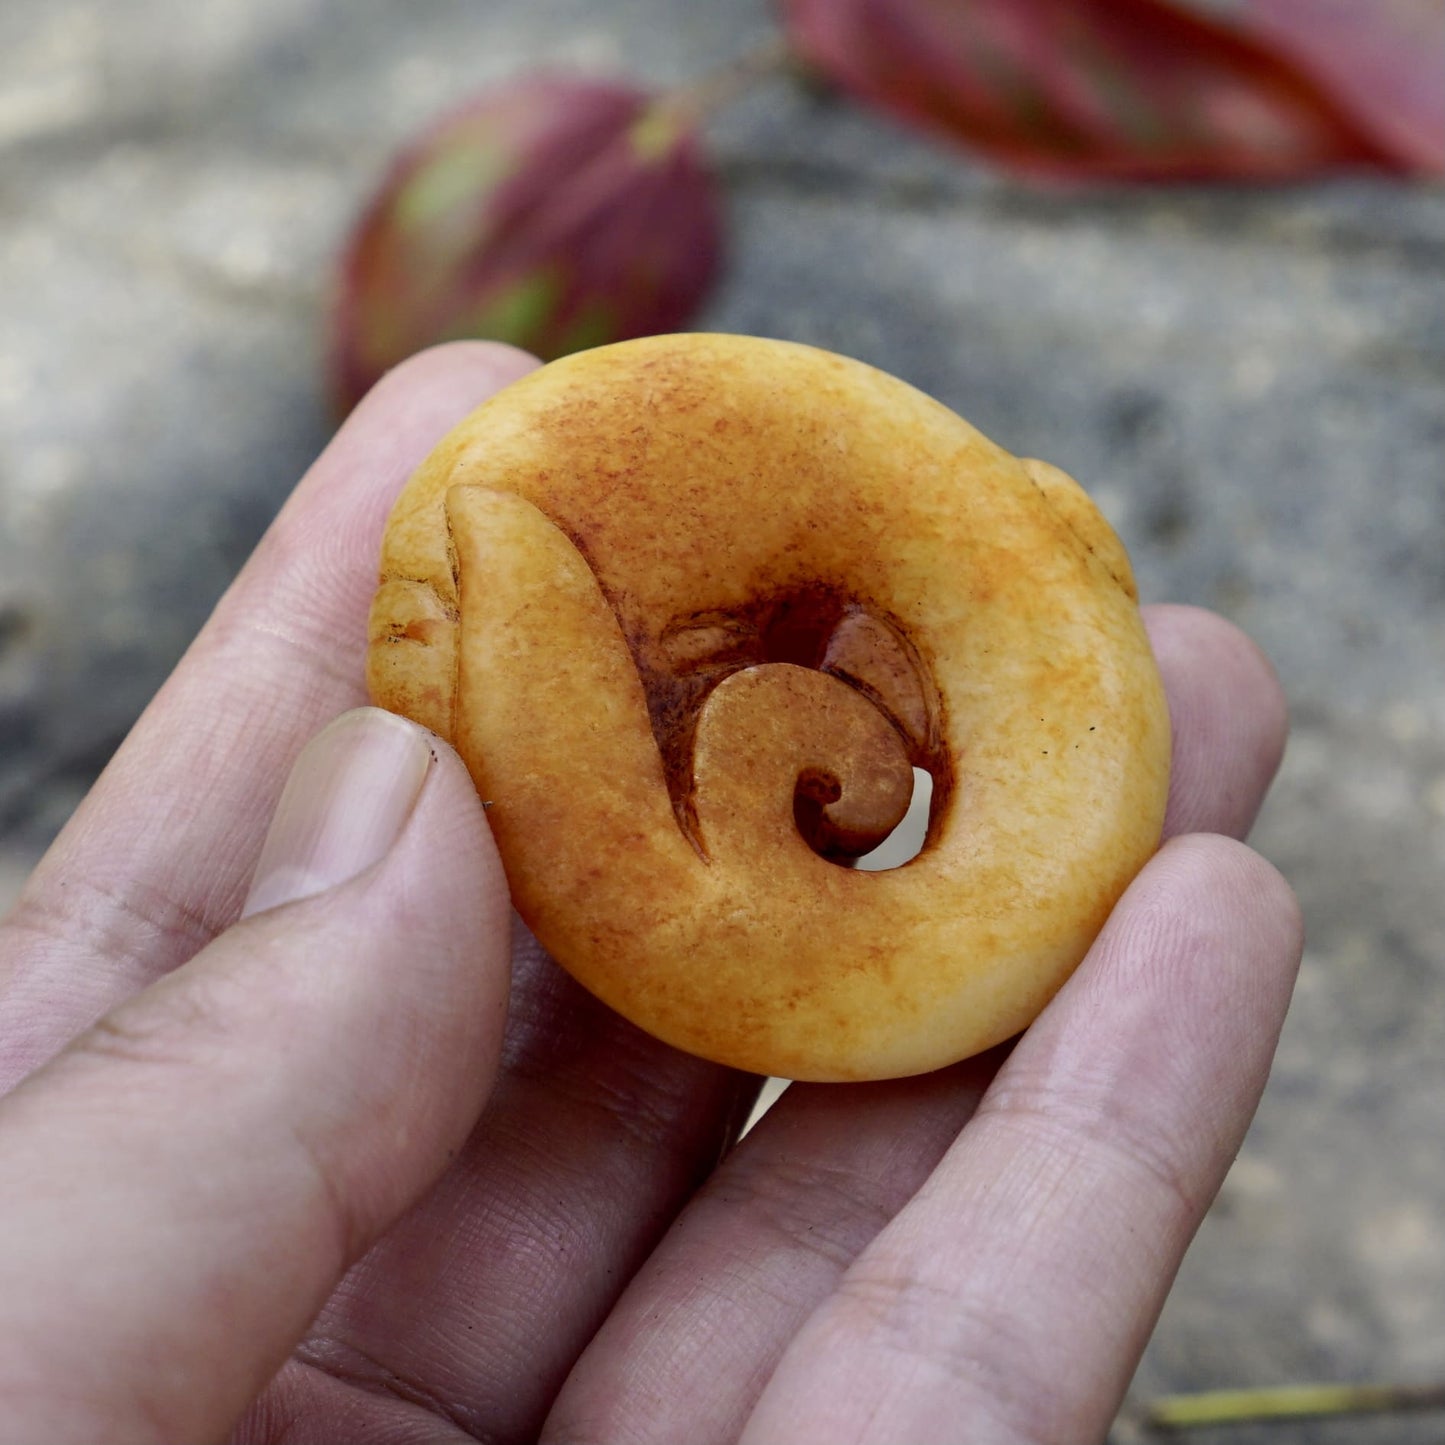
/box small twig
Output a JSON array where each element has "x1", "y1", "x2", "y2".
[
  {"x1": 1147, "y1": 1381, "x2": 1445, "y2": 1431},
  {"x1": 655, "y1": 34, "x2": 796, "y2": 129}
]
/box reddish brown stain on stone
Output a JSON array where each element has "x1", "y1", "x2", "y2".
[{"x1": 368, "y1": 334, "x2": 1170, "y2": 1082}]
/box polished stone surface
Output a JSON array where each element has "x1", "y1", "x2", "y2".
[{"x1": 3, "y1": 2, "x2": 1445, "y2": 1437}]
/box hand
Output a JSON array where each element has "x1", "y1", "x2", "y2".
[{"x1": 0, "y1": 344, "x2": 1302, "y2": 1445}]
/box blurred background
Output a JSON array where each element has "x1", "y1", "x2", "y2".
[{"x1": 2, "y1": 1, "x2": 1444, "y2": 1439}]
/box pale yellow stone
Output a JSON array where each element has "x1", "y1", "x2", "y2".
[{"x1": 369, "y1": 334, "x2": 1170, "y2": 1080}]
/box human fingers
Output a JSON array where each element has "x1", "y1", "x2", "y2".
[
  {"x1": 0, "y1": 709, "x2": 510, "y2": 1445},
  {"x1": 542, "y1": 602, "x2": 1291, "y2": 1445},
  {"x1": 244, "y1": 930, "x2": 752, "y2": 1445},
  {"x1": 1145, "y1": 603, "x2": 1288, "y2": 840},
  {"x1": 741, "y1": 837, "x2": 1302, "y2": 1445},
  {"x1": 254, "y1": 616, "x2": 1274, "y2": 1443},
  {"x1": 541, "y1": 1059, "x2": 999, "y2": 1445},
  {"x1": 0, "y1": 330, "x2": 748, "y2": 1445},
  {"x1": 0, "y1": 343, "x2": 536, "y2": 1091}
]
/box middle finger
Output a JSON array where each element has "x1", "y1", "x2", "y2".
[{"x1": 252, "y1": 927, "x2": 754, "y2": 1445}]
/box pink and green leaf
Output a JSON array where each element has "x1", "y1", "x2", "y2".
[
  {"x1": 780, "y1": 0, "x2": 1445, "y2": 179},
  {"x1": 329, "y1": 74, "x2": 724, "y2": 413}
]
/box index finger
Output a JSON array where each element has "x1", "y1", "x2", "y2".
[{"x1": 0, "y1": 344, "x2": 537, "y2": 1089}]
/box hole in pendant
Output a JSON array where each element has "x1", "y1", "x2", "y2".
[{"x1": 854, "y1": 767, "x2": 933, "y2": 872}]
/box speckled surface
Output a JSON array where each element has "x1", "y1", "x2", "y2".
[{"x1": 3, "y1": 2, "x2": 1445, "y2": 1438}]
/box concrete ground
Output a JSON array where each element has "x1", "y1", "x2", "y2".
[{"x1": 3, "y1": 2, "x2": 1444, "y2": 1439}]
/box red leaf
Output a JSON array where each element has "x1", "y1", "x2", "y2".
[
  {"x1": 781, "y1": 0, "x2": 1445, "y2": 180},
  {"x1": 1222, "y1": 0, "x2": 1445, "y2": 171},
  {"x1": 329, "y1": 74, "x2": 724, "y2": 413}
]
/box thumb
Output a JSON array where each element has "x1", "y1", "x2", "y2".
[{"x1": 0, "y1": 708, "x2": 510, "y2": 1445}]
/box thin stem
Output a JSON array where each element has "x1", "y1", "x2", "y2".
[
  {"x1": 1146, "y1": 1381, "x2": 1445, "y2": 1431},
  {"x1": 656, "y1": 34, "x2": 796, "y2": 129}
]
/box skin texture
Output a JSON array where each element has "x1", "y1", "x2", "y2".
[
  {"x1": 0, "y1": 345, "x2": 1302, "y2": 1445},
  {"x1": 368, "y1": 334, "x2": 1172, "y2": 1079}
]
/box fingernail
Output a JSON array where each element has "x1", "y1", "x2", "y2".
[{"x1": 242, "y1": 708, "x2": 432, "y2": 918}]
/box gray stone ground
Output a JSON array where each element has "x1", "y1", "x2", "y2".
[{"x1": 3, "y1": 1, "x2": 1444, "y2": 1439}]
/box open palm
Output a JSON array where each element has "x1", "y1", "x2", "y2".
[{"x1": 0, "y1": 344, "x2": 1301, "y2": 1445}]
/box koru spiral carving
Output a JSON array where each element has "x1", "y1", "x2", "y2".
[{"x1": 367, "y1": 334, "x2": 1170, "y2": 1081}]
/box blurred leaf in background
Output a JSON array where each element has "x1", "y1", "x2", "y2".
[
  {"x1": 329, "y1": 74, "x2": 723, "y2": 413},
  {"x1": 783, "y1": 0, "x2": 1445, "y2": 180},
  {"x1": 329, "y1": 1, "x2": 1443, "y2": 402}
]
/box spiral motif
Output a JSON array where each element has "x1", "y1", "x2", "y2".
[{"x1": 367, "y1": 334, "x2": 1170, "y2": 1081}]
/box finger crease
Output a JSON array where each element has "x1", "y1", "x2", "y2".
[
  {"x1": 504, "y1": 1051, "x2": 717, "y2": 1161},
  {"x1": 714, "y1": 1156, "x2": 895, "y2": 1271},
  {"x1": 974, "y1": 1092, "x2": 1201, "y2": 1226},
  {"x1": 834, "y1": 1267, "x2": 1050, "y2": 1441},
  {"x1": 2, "y1": 871, "x2": 221, "y2": 986},
  {"x1": 291, "y1": 1338, "x2": 487, "y2": 1443}
]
